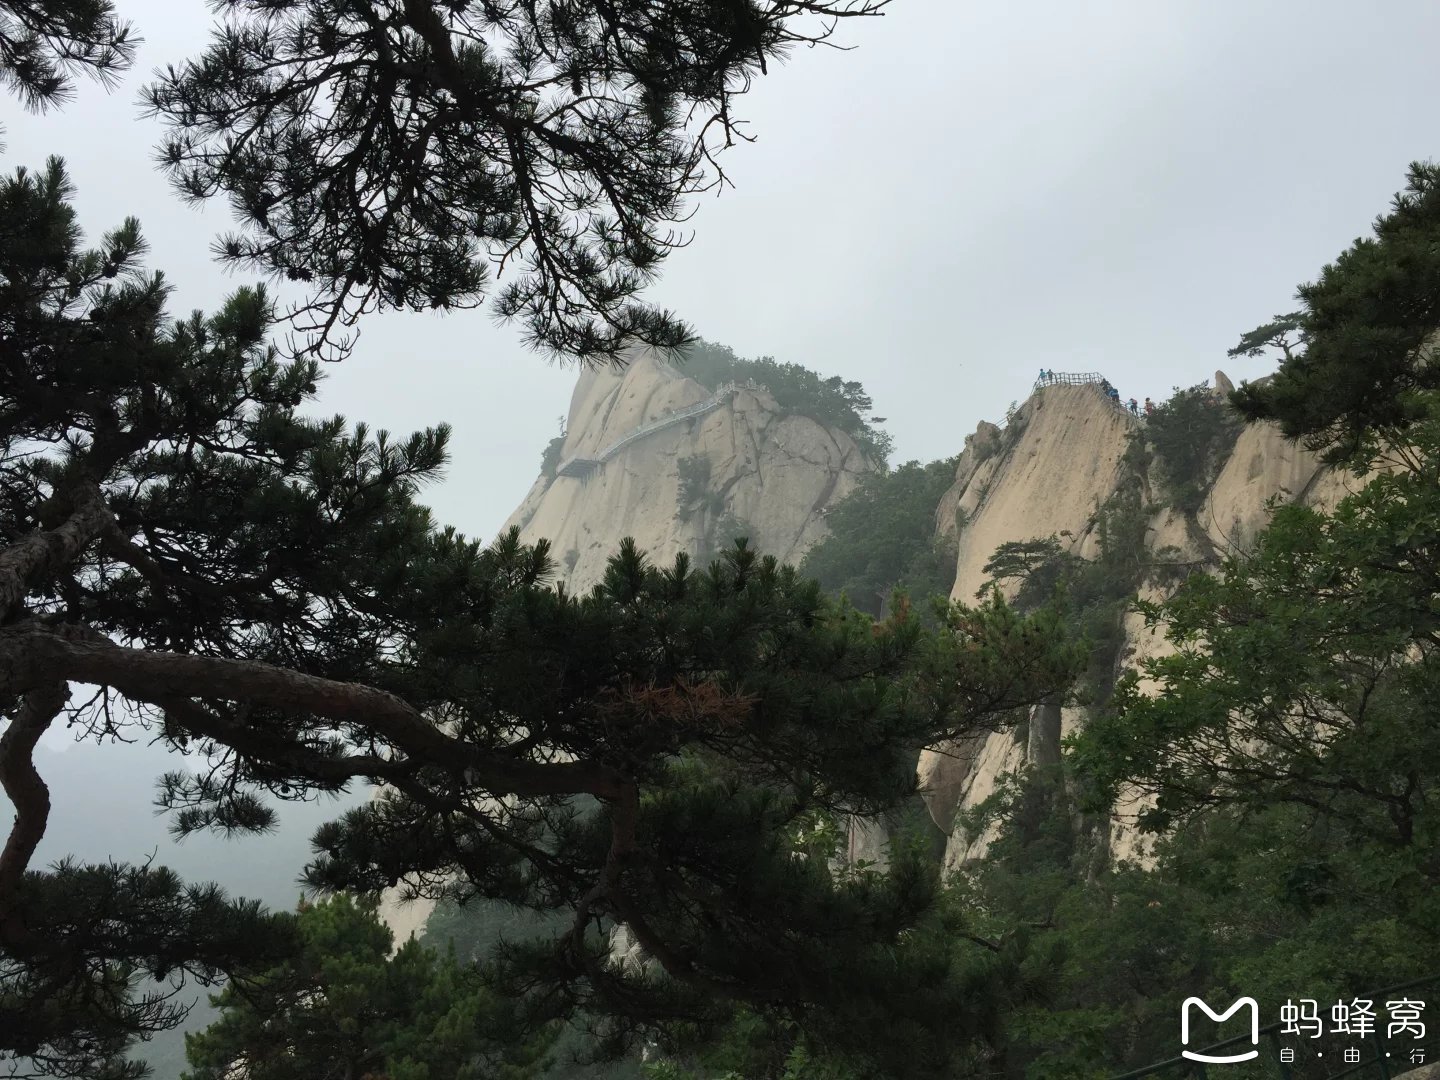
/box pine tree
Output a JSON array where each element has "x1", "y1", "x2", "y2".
[
  {"x1": 141, "y1": 0, "x2": 889, "y2": 362},
  {"x1": 0, "y1": 163, "x2": 1082, "y2": 1076},
  {"x1": 1232, "y1": 162, "x2": 1440, "y2": 460},
  {"x1": 0, "y1": 159, "x2": 304, "y2": 1080},
  {"x1": 0, "y1": 1, "x2": 136, "y2": 109},
  {"x1": 182, "y1": 894, "x2": 549, "y2": 1080},
  {"x1": 0, "y1": 6, "x2": 1093, "y2": 1076}
]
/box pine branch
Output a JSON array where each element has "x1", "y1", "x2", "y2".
[
  {"x1": 0, "y1": 482, "x2": 112, "y2": 621},
  {"x1": 1, "y1": 622, "x2": 628, "y2": 802},
  {"x1": 0, "y1": 680, "x2": 65, "y2": 936}
]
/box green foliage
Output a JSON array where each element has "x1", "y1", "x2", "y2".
[
  {"x1": 678, "y1": 341, "x2": 894, "y2": 464},
  {"x1": 976, "y1": 481, "x2": 1156, "y2": 708},
  {"x1": 1084, "y1": 483, "x2": 1154, "y2": 601},
  {"x1": 674, "y1": 453, "x2": 749, "y2": 559},
  {"x1": 1036, "y1": 399, "x2": 1440, "y2": 1074},
  {"x1": 541, "y1": 434, "x2": 568, "y2": 479},
  {"x1": 645, "y1": 1007, "x2": 870, "y2": 1080},
  {"x1": 1, "y1": 861, "x2": 296, "y2": 1080},
  {"x1": 942, "y1": 768, "x2": 1245, "y2": 1078},
  {"x1": 675, "y1": 454, "x2": 722, "y2": 522},
  {"x1": 423, "y1": 898, "x2": 643, "y2": 1080},
  {"x1": 0, "y1": 1, "x2": 136, "y2": 109},
  {"x1": 0, "y1": 165, "x2": 1084, "y2": 1078},
  {"x1": 800, "y1": 458, "x2": 958, "y2": 616},
  {"x1": 981, "y1": 539, "x2": 1073, "y2": 611},
  {"x1": 1233, "y1": 162, "x2": 1440, "y2": 460},
  {"x1": 1138, "y1": 384, "x2": 1244, "y2": 514},
  {"x1": 709, "y1": 509, "x2": 753, "y2": 553},
  {"x1": 952, "y1": 768, "x2": 1440, "y2": 1075},
  {"x1": 0, "y1": 159, "x2": 331, "y2": 1079},
  {"x1": 1226, "y1": 310, "x2": 1303, "y2": 362},
  {"x1": 934, "y1": 172, "x2": 1440, "y2": 1080},
  {"x1": 183, "y1": 894, "x2": 549, "y2": 1080},
  {"x1": 1072, "y1": 401, "x2": 1440, "y2": 846}
]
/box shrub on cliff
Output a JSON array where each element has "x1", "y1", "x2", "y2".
[
  {"x1": 1138, "y1": 385, "x2": 1243, "y2": 515},
  {"x1": 799, "y1": 458, "x2": 959, "y2": 617},
  {"x1": 540, "y1": 434, "x2": 568, "y2": 479},
  {"x1": 678, "y1": 341, "x2": 894, "y2": 464}
]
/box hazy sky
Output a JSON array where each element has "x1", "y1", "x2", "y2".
[
  {"x1": 7, "y1": 0, "x2": 1440, "y2": 542},
  {"x1": 5, "y1": 9, "x2": 1440, "y2": 1047}
]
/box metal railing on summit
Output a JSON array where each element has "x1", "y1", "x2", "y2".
[{"x1": 1033, "y1": 371, "x2": 1146, "y2": 421}]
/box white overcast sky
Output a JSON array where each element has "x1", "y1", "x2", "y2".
[{"x1": 7, "y1": 0, "x2": 1439, "y2": 541}]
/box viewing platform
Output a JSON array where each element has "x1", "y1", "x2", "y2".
[{"x1": 1033, "y1": 371, "x2": 1146, "y2": 421}]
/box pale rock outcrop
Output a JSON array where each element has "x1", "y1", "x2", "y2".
[
  {"x1": 380, "y1": 890, "x2": 434, "y2": 949},
  {"x1": 378, "y1": 348, "x2": 877, "y2": 943},
  {"x1": 935, "y1": 421, "x2": 1002, "y2": 543},
  {"x1": 381, "y1": 360, "x2": 1359, "y2": 931},
  {"x1": 504, "y1": 349, "x2": 872, "y2": 593},
  {"x1": 921, "y1": 374, "x2": 1340, "y2": 870},
  {"x1": 1200, "y1": 420, "x2": 1324, "y2": 553},
  {"x1": 945, "y1": 386, "x2": 1138, "y2": 604}
]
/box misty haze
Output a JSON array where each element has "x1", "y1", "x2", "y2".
[{"x1": 4, "y1": 3, "x2": 1440, "y2": 1079}]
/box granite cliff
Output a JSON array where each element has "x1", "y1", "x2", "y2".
[
  {"x1": 502, "y1": 349, "x2": 875, "y2": 593},
  {"x1": 919, "y1": 373, "x2": 1361, "y2": 869},
  {"x1": 384, "y1": 361, "x2": 1360, "y2": 940}
]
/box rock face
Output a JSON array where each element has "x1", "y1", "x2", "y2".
[
  {"x1": 920, "y1": 375, "x2": 1345, "y2": 870},
  {"x1": 382, "y1": 361, "x2": 1358, "y2": 936},
  {"x1": 941, "y1": 386, "x2": 1139, "y2": 604},
  {"x1": 378, "y1": 349, "x2": 876, "y2": 943},
  {"x1": 504, "y1": 349, "x2": 873, "y2": 592}
]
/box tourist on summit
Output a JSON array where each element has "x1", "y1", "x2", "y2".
[
  {"x1": 1128, "y1": 398, "x2": 1139, "y2": 415},
  {"x1": 1143, "y1": 397, "x2": 1155, "y2": 416}
]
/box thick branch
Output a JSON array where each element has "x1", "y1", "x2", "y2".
[
  {"x1": 0, "y1": 484, "x2": 112, "y2": 622},
  {"x1": 0, "y1": 624, "x2": 625, "y2": 802},
  {"x1": 154, "y1": 695, "x2": 410, "y2": 787},
  {"x1": 0, "y1": 681, "x2": 67, "y2": 936}
]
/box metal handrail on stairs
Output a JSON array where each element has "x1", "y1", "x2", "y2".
[{"x1": 555, "y1": 380, "x2": 759, "y2": 480}]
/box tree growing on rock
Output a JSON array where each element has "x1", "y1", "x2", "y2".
[{"x1": 1232, "y1": 162, "x2": 1440, "y2": 460}]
